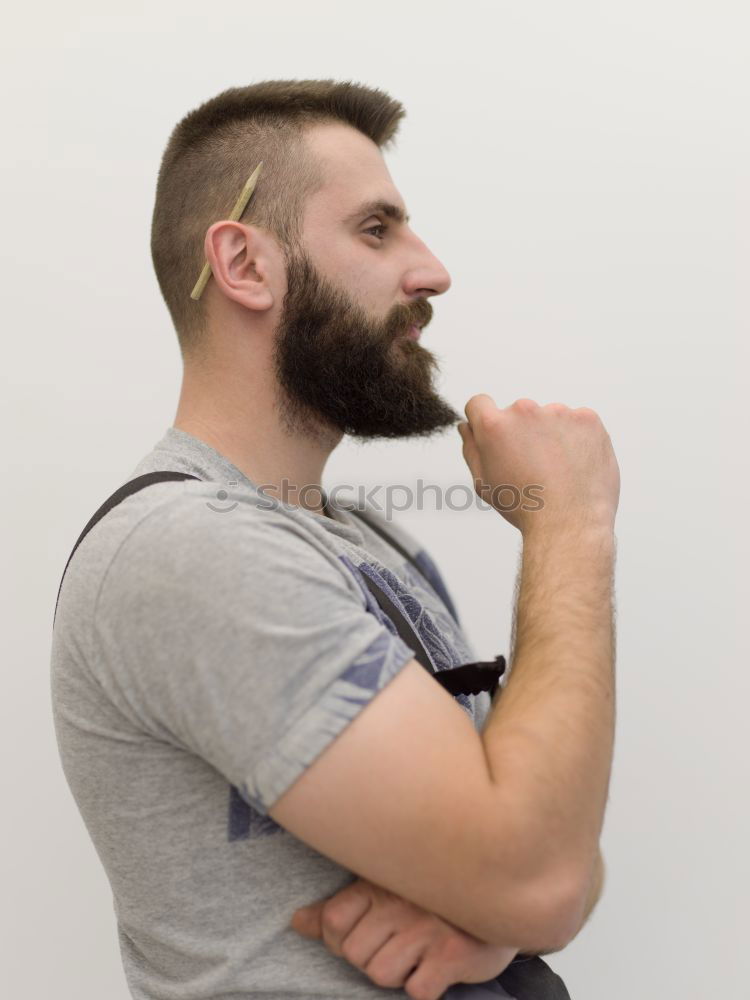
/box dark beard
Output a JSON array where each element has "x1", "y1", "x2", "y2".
[{"x1": 272, "y1": 249, "x2": 461, "y2": 441}]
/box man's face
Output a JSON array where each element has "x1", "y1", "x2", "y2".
[{"x1": 271, "y1": 123, "x2": 460, "y2": 442}]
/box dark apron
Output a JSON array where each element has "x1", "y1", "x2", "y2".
[{"x1": 445, "y1": 954, "x2": 571, "y2": 998}]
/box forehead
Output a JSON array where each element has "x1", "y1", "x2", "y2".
[{"x1": 302, "y1": 121, "x2": 408, "y2": 225}]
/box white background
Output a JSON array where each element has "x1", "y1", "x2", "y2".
[{"x1": 2, "y1": 2, "x2": 748, "y2": 997}]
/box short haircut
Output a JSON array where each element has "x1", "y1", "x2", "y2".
[{"x1": 150, "y1": 79, "x2": 406, "y2": 362}]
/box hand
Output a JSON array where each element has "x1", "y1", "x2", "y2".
[
  {"x1": 289, "y1": 877, "x2": 519, "y2": 1000},
  {"x1": 458, "y1": 395, "x2": 620, "y2": 538}
]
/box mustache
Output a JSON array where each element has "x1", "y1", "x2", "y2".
[{"x1": 391, "y1": 301, "x2": 433, "y2": 336}]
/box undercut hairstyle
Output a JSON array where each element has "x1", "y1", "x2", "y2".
[{"x1": 150, "y1": 79, "x2": 406, "y2": 363}]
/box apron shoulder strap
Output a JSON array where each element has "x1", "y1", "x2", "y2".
[
  {"x1": 54, "y1": 471, "x2": 201, "y2": 625},
  {"x1": 54, "y1": 471, "x2": 505, "y2": 699}
]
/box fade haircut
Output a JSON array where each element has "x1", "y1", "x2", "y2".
[{"x1": 150, "y1": 79, "x2": 406, "y2": 362}]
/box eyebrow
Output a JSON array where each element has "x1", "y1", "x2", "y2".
[{"x1": 342, "y1": 199, "x2": 411, "y2": 226}]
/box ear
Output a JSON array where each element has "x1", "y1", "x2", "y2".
[{"x1": 202, "y1": 221, "x2": 275, "y2": 313}]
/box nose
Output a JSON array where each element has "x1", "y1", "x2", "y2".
[{"x1": 403, "y1": 236, "x2": 452, "y2": 299}]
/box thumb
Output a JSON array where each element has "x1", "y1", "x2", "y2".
[{"x1": 457, "y1": 421, "x2": 482, "y2": 479}]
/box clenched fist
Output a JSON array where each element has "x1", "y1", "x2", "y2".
[{"x1": 458, "y1": 395, "x2": 620, "y2": 538}]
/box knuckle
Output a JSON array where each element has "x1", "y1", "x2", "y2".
[
  {"x1": 513, "y1": 397, "x2": 539, "y2": 412},
  {"x1": 465, "y1": 394, "x2": 499, "y2": 431},
  {"x1": 367, "y1": 959, "x2": 402, "y2": 989},
  {"x1": 574, "y1": 405, "x2": 599, "y2": 420},
  {"x1": 463, "y1": 394, "x2": 483, "y2": 421},
  {"x1": 428, "y1": 931, "x2": 470, "y2": 976},
  {"x1": 340, "y1": 937, "x2": 361, "y2": 964},
  {"x1": 437, "y1": 931, "x2": 469, "y2": 964},
  {"x1": 321, "y1": 901, "x2": 350, "y2": 934},
  {"x1": 406, "y1": 979, "x2": 441, "y2": 1000},
  {"x1": 543, "y1": 401, "x2": 568, "y2": 414},
  {"x1": 479, "y1": 412, "x2": 499, "y2": 436}
]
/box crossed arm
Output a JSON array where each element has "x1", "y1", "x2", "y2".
[
  {"x1": 291, "y1": 848, "x2": 605, "y2": 997},
  {"x1": 532, "y1": 846, "x2": 606, "y2": 956}
]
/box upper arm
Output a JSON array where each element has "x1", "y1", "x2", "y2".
[
  {"x1": 268, "y1": 656, "x2": 575, "y2": 949},
  {"x1": 95, "y1": 498, "x2": 574, "y2": 949}
]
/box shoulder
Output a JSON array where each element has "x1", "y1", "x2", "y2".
[{"x1": 96, "y1": 484, "x2": 364, "y2": 614}]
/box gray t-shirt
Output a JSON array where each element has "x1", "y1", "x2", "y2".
[{"x1": 51, "y1": 427, "x2": 504, "y2": 1000}]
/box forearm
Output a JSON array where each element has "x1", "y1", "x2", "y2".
[{"x1": 481, "y1": 526, "x2": 616, "y2": 929}]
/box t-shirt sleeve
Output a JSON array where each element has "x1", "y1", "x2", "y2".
[{"x1": 93, "y1": 498, "x2": 416, "y2": 814}]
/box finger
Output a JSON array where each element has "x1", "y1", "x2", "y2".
[
  {"x1": 457, "y1": 423, "x2": 487, "y2": 495},
  {"x1": 289, "y1": 903, "x2": 324, "y2": 938},
  {"x1": 339, "y1": 906, "x2": 405, "y2": 971},
  {"x1": 463, "y1": 393, "x2": 497, "y2": 430},
  {"x1": 318, "y1": 888, "x2": 372, "y2": 957},
  {"x1": 457, "y1": 421, "x2": 479, "y2": 461},
  {"x1": 363, "y1": 926, "x2": 432, "y2": 993}
]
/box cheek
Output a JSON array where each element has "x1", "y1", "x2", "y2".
[
  {"x1": 312, "y1": 236, "x2": 397, "y2": 320},
  {"x1": 334, "y1": 266, "x2": 384, "y2": 313},
  {"x1": 330, "y1": 241, "x2": 372, "y2": 284}
]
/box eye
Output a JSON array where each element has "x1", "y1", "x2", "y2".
[{"x1": 362, "y1": 222, "x2": 389, "y2": 242}]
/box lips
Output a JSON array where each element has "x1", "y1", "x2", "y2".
[{"x1": 406, "y1": 325, "x2": 421, "y2": 340}]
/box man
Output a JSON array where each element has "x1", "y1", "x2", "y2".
[{"x1": 51, "y1": 79, "x2": 616, "y2": 999}]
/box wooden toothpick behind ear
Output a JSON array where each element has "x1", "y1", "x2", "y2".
[{"x1": 189, "y1": 161, "x2": 265, "y2": 301}]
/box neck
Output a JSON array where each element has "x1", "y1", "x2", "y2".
[{"x1": 173, "y1": 359, "x2": 343, "y2": 518}]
